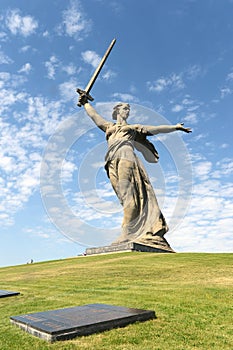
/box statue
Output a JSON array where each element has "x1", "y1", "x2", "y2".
[
  {"x1": 78, "y1": 97, "x2": 191, "y2": 250},
  {"x1": 77, "y1": 39, "x2": 192, "y2": 251}
]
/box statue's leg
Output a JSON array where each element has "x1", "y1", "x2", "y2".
[{"x1": 117, "y1": 159, "x2": 139, "y2": 226}]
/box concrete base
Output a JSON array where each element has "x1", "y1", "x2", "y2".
[{"x1": 86, "y1": 241, "x2": 175, "y2": 255}]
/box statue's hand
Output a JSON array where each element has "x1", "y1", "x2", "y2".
[
  {"x1": 176, "y1": 123, "x2": 192, "y2": 133},
  {"x1": 78, "y1": 92, "x2": 88, "y2": 106}
]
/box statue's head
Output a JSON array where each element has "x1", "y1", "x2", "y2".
[{"x1": 112, "y1": 103, "x2": 130, "y2": 120}]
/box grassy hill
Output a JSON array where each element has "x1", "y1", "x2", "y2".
[{"x1": 0, "y1": 252, "x2": 232, "y2": 349}]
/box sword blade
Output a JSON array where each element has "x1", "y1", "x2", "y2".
[{"x1": 84, "y1": 38, "x2": 116, "y2": 94}]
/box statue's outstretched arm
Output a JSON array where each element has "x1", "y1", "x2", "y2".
[{"x1": 145, "y1": 123, "x2": 192, "y2": 135}]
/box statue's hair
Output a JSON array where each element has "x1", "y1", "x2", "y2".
[{"x1": 112, "y1": 103, "x2": 130, "y2": 120}]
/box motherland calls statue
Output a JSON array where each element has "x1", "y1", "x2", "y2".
[
  {"x1": 78, "y1": 96, "x2": 191, "y2": 251},
  {"x1": 77, "y1": 39, "x2": 191, "y2": 252}
]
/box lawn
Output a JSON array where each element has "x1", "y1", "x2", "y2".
[{"x1": 0, "y1": 252, "x2": 232, "y2": 349}]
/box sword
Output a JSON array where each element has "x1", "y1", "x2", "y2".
[{"x1": 77, "y1": 38, "x2": 116, "y2": 107}]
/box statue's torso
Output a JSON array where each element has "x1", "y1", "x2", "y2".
[{"x1": 105, "y1": 124, "x2": 137, "y2": 161}]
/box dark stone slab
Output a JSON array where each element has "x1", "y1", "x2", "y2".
[
  {"x1": 10, "y1": 303, "x2": 156, "y2": 342},
  {"x1": 86, "y1": 241, "x2": 174, "y2": 255},
  {"x1": 0, "y1": 290, "x2": 20, "y2": 298}
]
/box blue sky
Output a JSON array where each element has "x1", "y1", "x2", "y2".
[{"x1": 0, "y1": 0, "x2": 233, "y2": 267}]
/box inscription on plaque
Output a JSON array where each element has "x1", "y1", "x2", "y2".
[
  {"x1": 0, "y1": 290, "x2": 20, "y2": 298},
  {"x1": 10, "y1": 303, "x2": 156, "y2": 342}
]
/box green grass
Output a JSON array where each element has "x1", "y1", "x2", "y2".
[{"x1": 0, "y1": 252, "x2": 232, "y2": 349}]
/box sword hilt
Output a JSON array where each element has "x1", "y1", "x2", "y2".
[{"x1": 76, "y1": 88, "x2": 94, "y2": 107}]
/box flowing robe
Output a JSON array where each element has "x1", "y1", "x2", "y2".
[{"x1": 104, "y1": 122, "x2": 168, "y2": 244}]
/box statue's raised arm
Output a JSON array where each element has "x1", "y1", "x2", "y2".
[{"x1": 79, "y1": 96, "x2": 111, "y2": 132}]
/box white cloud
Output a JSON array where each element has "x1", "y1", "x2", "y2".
[
  {"x1": 185, "y1": 64, "x2": 202, "y2": 80},
  {"x1": 216, "y1": 158, "x2": 233, "y2": 176},
  {"x1": 182, "y1": 96, "x2": 195, "y2": 105},
  {"x1": 148, "y1": 65, "x2": 203, "y2": 94},
  {"x1": 220, "y1": 69, "x2": 233, "y2": 98},
  {"x1": 0, "y1": 149, "x2": 41, "y2": 225},
  {"x1": 147, "y1": 73, "x2": 185, "y2": 92},
  {"x1": 112, "y1": 92, "x2": 138, "y2": 102},
  {"x1": 220, "y1": 143, "x2": 229, "y2": 149},
  {"x1": 81, "y1": 50, "x2": 101, "y2": 68},
  {"x1": 166, "y1": 156, "x2": 233, "y2": 252},
  {"x1": 19, "y1": 45, "x2": 31, "y2": 53},
  {"x1": 194, "y1": 160, "x2": 212, "y2": 180},
  {"x1": 59, "y1": 79, "x2": 77, "y2": 101},
  {"x1": 192, "y1": 133, "x2": 207, "y2": 142},
  {"x1": 0, "y1": 50, "x2": 13, "y2": 64},
  {"x1": 81, "y1": 51, "x2": 116, "y2": 81},
  {"x1": 5, "y1": 9, "x2": 38, "y2": 37},
  {"x1": 183, "y1": 112, "x2": 198, "y2": 124},
  {"x1": 0, "y1": 156, "x2": 15, "y2": 172},
  {"x1": 0, "y1": 76, "x2": 27, "y2": 113},
  {"x1": 226, "y1": 72, "x2": 233, "y2": 81},
  {"x1": 220, "y1": 87, "x2": 232, "y2": 98},
  {"x1": 62, "y1": 63, "x2": 76, "y2": 75},
  {"x1": 42, "y1": 30, "x2": 49, "y2": 38},
  {"x1": 147, "y1": 78, "x2": 168, "y2": 92},
  {"x1": 170, "y1": 73, "x2": 185, "y2": 89},
  {"x1": 102, "y1": 69, "x2": 117, "y2": 81},
  {"x1": 0, "y1": 31, "x2": 7, "y2": 41},
  {"x1": 18, "y1": 62, "x2": 32, "y2": 74},
  {"x1": 172, "y1": 104, "x2": 183, "y2": 112},
  {"x1": 44, "y1": 55, "x2": 59, "y2": 79},
  {"x1": 62, "y1": 160, "x2": 76, "y2": 182},
  {"x1": 0, "y1": 92, "x2": 66, "y2": 228},
  {"x1": 45, "y1": 58, "x2": 77, "y2": 80},
  {"x1": 58, "y1": 0, "x2": 92, "y2": 40},
  {"x1": 24, "y1": 225, "x2": 68, "y2": 241},
  {"x1": 171, "y1": 96, "x2": 201, "y2": 124},
  {"x1": 70, "y1": 188, "x2": 122, "y2": 227}
]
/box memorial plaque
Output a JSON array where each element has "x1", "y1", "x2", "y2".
[
  {"x1": 0, "y1": 290, "x2": 20, "y2": 298},
  {"x1": 10, "y1": 303, "x2": 156, "y2": 342}
]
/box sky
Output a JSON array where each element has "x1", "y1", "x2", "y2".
[{"x1": 0, "y1": 0, "x2": 233, "y2": 267}]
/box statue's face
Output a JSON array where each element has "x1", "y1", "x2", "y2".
[{"x1": 117, "y1": 103, "x2": 130, "y2": 120}]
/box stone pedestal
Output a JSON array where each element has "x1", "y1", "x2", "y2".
[{"x1": 86, "y1": 239, "x2": 175, "y2": 255}]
